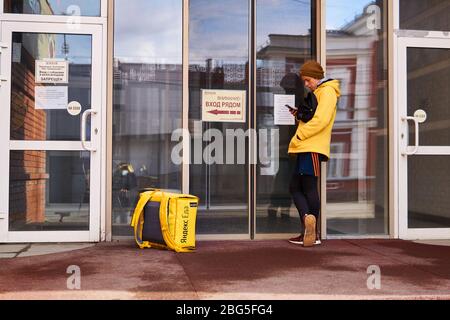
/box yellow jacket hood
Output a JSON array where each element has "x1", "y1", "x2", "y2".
[{"x1": 319, "y1": 79, "x2": 341, "y2": 98}]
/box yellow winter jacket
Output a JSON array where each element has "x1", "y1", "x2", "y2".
[{"x1": 288, "y1": 79, "x2": 341, "y2": 159}]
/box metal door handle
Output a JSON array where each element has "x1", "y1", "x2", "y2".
[
  {"x1": 81, "y1": 109, "x2": 97, "y2": 152},
  {"x1": 402, "y1": 116, "x2": 419, "y2": 156}
]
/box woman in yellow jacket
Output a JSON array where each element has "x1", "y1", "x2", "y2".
[{"x1": 288, "y1": 61, "x2": 340, "y2": 247}]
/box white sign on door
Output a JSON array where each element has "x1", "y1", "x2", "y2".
[
  {"x1": 202, "y1": 89, "x2": 246, "y2": 123},
  {"x1": 35, "y1": 59, "x2": 69, "y2": 84},
  {"x1": 35, "y1": 86, "x2": 68, "y2": 110},
  {"x1": 274, "y1": 94, "x2": 296, "y2": 126}
]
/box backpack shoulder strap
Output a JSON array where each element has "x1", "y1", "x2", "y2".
[{"x1": 130, "y1": 190, "x2": 159, "y2": 249}]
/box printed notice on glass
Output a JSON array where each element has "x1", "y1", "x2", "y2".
[
  {"x1": 202, "y1": 89, "x2": 246, "y2": 123},
  {"x1": 274, "y1": 94, "x2": 296, "y2": 125},
  {"x1": 35, "y1": 59, "x2": 69, "y2": 84},
  {"x1": 35, "y1": 86, "x2": 68, "y2": 110}
]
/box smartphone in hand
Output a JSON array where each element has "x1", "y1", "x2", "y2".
[{"x1": 285, "y1": 104, "x2": 298, "y2": 112}]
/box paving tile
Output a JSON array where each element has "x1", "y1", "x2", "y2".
[
  {"x1": 17, "y1": 244, "x2": 94, "y2": 257},
  {"x1": 414, "y1": 240, "x2": 450, "y2": 247},
  {"x1": 0, "y1": 244, "x2": 29, "y2": 254}
]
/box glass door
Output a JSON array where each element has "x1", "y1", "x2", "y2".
[
  {"x1": 187, "y1": 0, "x2": 316, "y2": 237},
  {"x1": 255, "y1": 0, "x2": 314, "y2": 235},
  {"x1": 0, "y1": 22, "x2": 103, "y2": 242},
  {"x1": 398, "y1": 36, "x2": 450, "y2": 240},
  {"x1": 188, "y1": 0, "x2": 250, "y2": 235}
]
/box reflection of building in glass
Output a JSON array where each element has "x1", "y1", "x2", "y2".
[
  {"x1": 189, "y1": 59, "x2": 249, "y2": 210},
  {"x1": 5, "y1": 0, "x2": 53, "y2": 14},
  {"x1": 254, "y1": 3, "x2": 386, "y2": 230},
  {"x1": 326, "y1": 10, "x2": 380, "y2": 204},
  {"x1": 9, "y1": 31, "x2": 92, "y2": 230},
  {"x1": 4, "y1": 0, "x2": 101, "y2": 16},
  {"x1": 9, "y1": 33, "x2": 49, "y2": 226},
  {"x1": 325, "y1": 1, "x2": 389, "y2": 235},
  {"x1": 112, "y1": 60, "x2": 182, "y2": 193},
  {"x1": 255, "y1": 33, "x2": 312, "y2": 212},
  {"x1": 257, "y1": 34, "x2": 313, "y2": 88},
  {"x1": 223, "y1": 64, "x2": 246, "y2": 83}
]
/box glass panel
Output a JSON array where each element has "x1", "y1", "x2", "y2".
[
  {"x1": 326, "y1": 0, "x2": 389, "y2": 236},
  {"x1": 408, "y1": 156, "x2": 450, "y2": 228},
  {"x1": 9, "y1": 150, "x2": 90, "y2": 231},
  {"x1": 255, "y1": 0, "x2": 314, "y2": 233},
  {"x1": 10, "y1": 32, "x2": 92, "y2": 141},
  {"x1": 407, "y1": 48, "x2": 450, "y2": 146},
  {"x1": 189, "y1": 0, "x2": 249, "y2": 234},
  {"x1": 4, "y1": 0, "x2": 101, "y2": 16},
  {"x1": 112, "y1": 0, "x2": 183, "y2": 236},
  {"x1": 400, "y1": 0, "x2": 450, "y2": 31}
]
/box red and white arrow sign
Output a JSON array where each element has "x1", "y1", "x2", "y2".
[{"x1": 207, "y1": 110, "x2": 242, "y2": 116}]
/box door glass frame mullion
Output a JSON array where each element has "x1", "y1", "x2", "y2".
[
  {"x1": 182, "y1": 0, "x2": 190, "y2": 195},
  {"x1": 249, "y1": 0, "x2": 256, "y2": 240}
]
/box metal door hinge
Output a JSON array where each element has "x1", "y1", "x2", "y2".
[
  {"x1": 0, "y1": 42, "x2": 8, "y2": 53},
  {"x1": 0, "y1": 77, "x2": 8, "y2": 87}
]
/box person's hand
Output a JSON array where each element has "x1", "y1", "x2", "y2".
[{"x1": 289, "y1": 109, "x2": 298, "y2": 117}]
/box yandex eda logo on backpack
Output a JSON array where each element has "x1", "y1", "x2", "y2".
[
  {"x1": 180, "y1": 202, "x2": 198, "y2": 244},
  {"x1": 180, "y1": 205, "x2": 190, "y2": 244}
]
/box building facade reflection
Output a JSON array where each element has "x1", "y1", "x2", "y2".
[{"x1": 111, "y1": 0, "x2": 390, "y2": 238}]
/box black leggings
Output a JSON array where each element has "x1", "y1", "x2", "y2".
[{"x1": 289, "y1": 174, "x2": 320, "y2": 221}]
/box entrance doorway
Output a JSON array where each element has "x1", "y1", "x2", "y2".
[
  {"x1": 398, "y1": 35, "x2": 450, "y2": 240},
  {"x1": 0, "y1": 21, "x2": 103, "y2": 242}
]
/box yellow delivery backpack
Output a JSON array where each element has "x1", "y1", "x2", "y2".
[{"x1": 130, "y1": 189, "x2": 199, "y2": 253}]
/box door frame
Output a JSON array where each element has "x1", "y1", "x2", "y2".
[
  {"x1": 0, "y1": 21, "x2": 104, "y2": 243},
  {"x1": 397, "y1": 35, "x2": 450, "y2": 240}
]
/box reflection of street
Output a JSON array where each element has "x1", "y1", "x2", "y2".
[
  {"x1": 326, "y1": 202, "x2": 375, "y2": 220},
  {"x1": 43, "y1": 204, "x2": 89, "y2": 224},
  {"x1": 9, "y1": 204, "x2": 90, "y2": 231},
  {"x1": 195, "y1": 205, "x2": 302, "y2": 234},
  {"x1": 112, "y1": 163, "x2": 137, "y2": 225}
]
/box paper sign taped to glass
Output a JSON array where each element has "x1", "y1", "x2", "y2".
[
  {"x1": 35, "y1": 86, "x2": 68, "y2": 110},
  {"x1": 202, "y1": 89, "x2": 246, "y2": 123},
  {"x1": 274, "y1": 94, "x2": 296, "y2": 126},
  {"x1": 35, "y1": 59, "x2": 69, "y2": 84}
]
